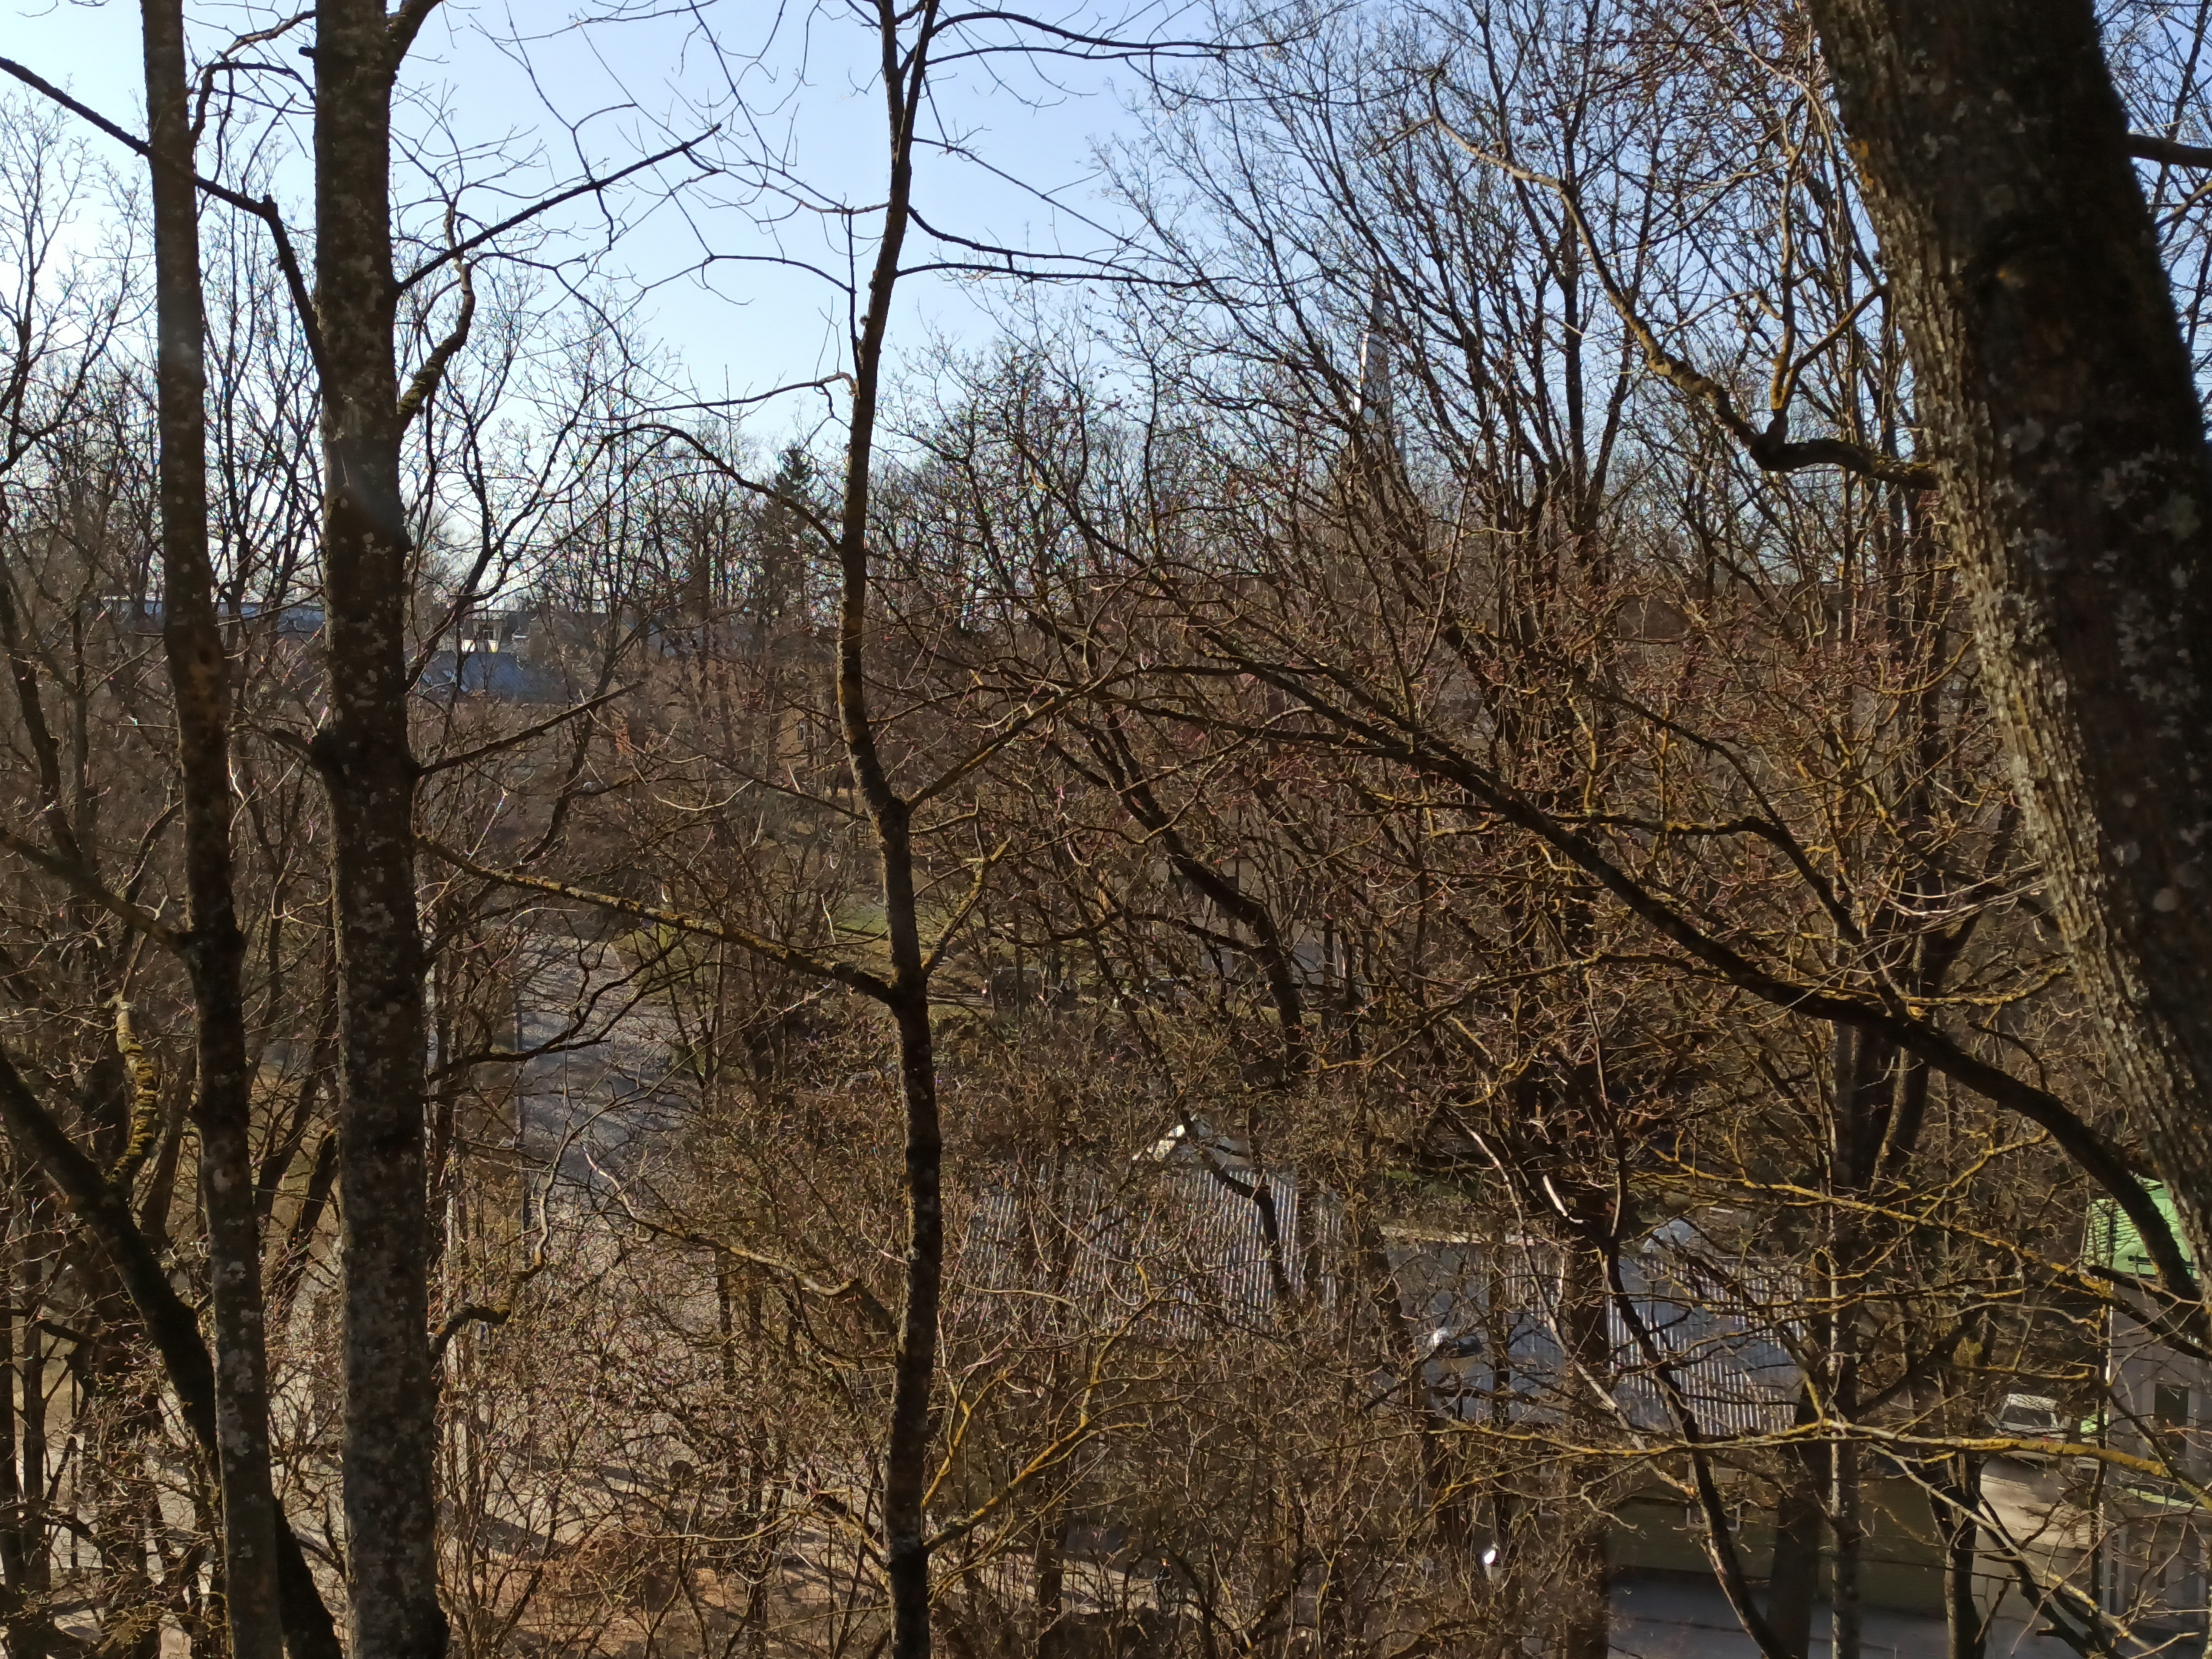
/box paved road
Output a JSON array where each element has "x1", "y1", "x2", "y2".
[
  {"x1": 507, "y1": 928, "x2": 691, "y2": 1198},
  {"x1": 1611, "y1": 1571, "x2": 2084, "y2": 1659}
]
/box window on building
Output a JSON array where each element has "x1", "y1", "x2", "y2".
[{"x1": 2156, "y1": 1383, "x2": 2192, "y2": 1435}]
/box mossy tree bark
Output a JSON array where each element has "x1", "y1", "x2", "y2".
[{"x1": 1804, "y1": 0, "x2": 2212, "y2": 1258}]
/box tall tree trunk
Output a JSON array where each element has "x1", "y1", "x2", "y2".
[
  {"x1": 1031, "y1": 1514, "x2": 1064, "y2": 1659},
  {"x1": 0, "y1": 1181, "x2": 26, "y2": 1654},
  {"x1": 1766, "y1": 1392, "x2": 1826, "y2": 1659},
  {"x1": 1802, "y1": 0, "x2": 2212, "y2": 1255},
  {"x1": 0, "y1": 1173, "x2": 20, "y2": 1609},
  {"x1": 1930, "y1": 1454, "x2": 1988, "y2": 1659},
  {"x1": 879, "y1": 986, "x2": 942, "y2": 1659},
  {"x1": 1830, "y1": 1417, "x2": 1861, "y2": 1659},
  {"x1": 1826, "y1": 1034, "x2": 1883, "y2": 1659},
  {"x1": 1557, "y1": 1239, "x2": 1611, "y2": 1659},
  {"x1": 307, "y1": 2, "x2": 444, "y2": 1650},
  {"x1": 16, "y1": 1217, "x2": 48, "y2": 1659},
  {"x1": 139, "y1": 2, "x2": 285, "y2": 1652},
  {"x1": 833, "y1": 10, "x2": 945, "y2": 1654}
]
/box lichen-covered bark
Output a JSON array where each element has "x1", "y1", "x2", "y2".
[
  {"x1": 139, "y1": 3, "x2": 284, "y2": 1652},
  {"x1": 309, "y1": 2, "x2": 445, "y2": 1653},
  {"x1": 1804, "y1": 0, "x2": 2212, "y2": 1255}
]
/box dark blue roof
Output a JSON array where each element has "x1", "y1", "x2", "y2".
[
  {"x1": 421, "y1": 650, "x2": 569, "y2": 703},
  {"x1": 92, "y1": 598, "x2": 325, "y2": 637}
]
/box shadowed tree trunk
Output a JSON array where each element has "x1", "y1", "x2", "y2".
[
  {"x1": 1928, "y1": 1453, "x2": 1989, "y2": 1659},
  {"x1": 1767, "y1": 1391, "x2": 1825, "y2": 1659},
  {"x1": 1802, "y1": 0, "x2": 2212, "y2": 1257},
  {"x1": 0, "y1": 1051, "x2": 342, "y2": 1659},
  {"x1": 0, "y1": 1177, "x2": 19, "y2": 1621},
  {"x1": 1558, "y1": 1238, "x2": 1612, "y2": 1659},
  {"x1": 139, "y1": 2, "x2": 284, "y2": 1652},
  {"x1": 0, "y1": 1185, "x2": 50, "y2": 1659}
]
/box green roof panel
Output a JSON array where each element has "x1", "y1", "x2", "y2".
[{"x1": 2083, "y1": 1181, "x2": 2196, "y2": 1278}]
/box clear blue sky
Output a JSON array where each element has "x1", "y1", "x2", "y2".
[{"x1": 3, "y1": 0, "x2": 1157, "y2": 425}]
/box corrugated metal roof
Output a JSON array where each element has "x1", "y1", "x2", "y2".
[
  {"x1": 956, "y1": 1166, "x2": 1801, "y2": 1436},
  {"x1": 2084, "y1": 1182, "x2": 2195, "y2": 1280}
]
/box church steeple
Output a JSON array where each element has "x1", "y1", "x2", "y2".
[{"x1": 1351, "y1": 281, "x2": 1393, "y2": 431}]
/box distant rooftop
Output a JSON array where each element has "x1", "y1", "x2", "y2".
[
  {"x1": 91, "y1": 596, "x2": 326, "y2": 635},
  {"x1": 421, "y1": 648, "x2": 571, "y2": 703}
]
